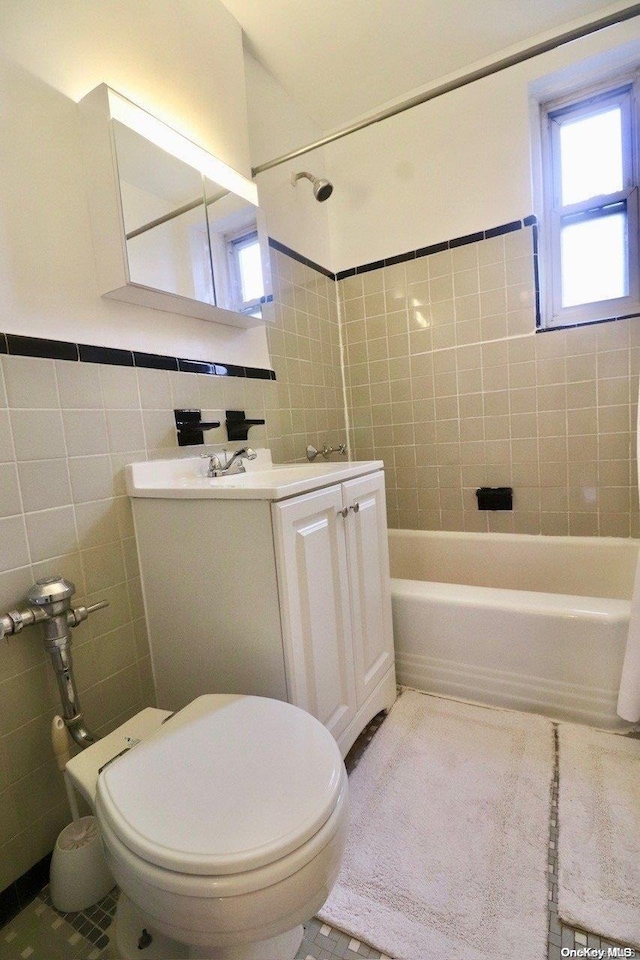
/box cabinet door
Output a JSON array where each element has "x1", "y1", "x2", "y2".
[
  {"x1": 272, "y1": 485, "x2": 357, "y2": 742},
  {"x1": 342, "y1": 471, "x2": 395, "y2": 706}
]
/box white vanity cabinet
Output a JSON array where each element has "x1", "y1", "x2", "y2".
[
  {"x1": 129, "y1": 457, "x2": 396, "y2": 757},
  {"x1": 272, "y1": 472, "x2": 394, "y2": 747}
]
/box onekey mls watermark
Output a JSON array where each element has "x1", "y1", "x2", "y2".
[{"x1": 561, "y1": 950, "x2": 636, "y2": 958}]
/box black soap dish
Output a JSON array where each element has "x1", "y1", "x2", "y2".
[{"x1": 476, "y1": 487, "x2": 513, "y2": 511}]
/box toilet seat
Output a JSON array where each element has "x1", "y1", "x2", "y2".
[{"x1": 96, "y1": 695, "x2": 345, "y2": 880}]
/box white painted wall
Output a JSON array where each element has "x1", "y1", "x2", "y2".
[
  {"x1": 321, "y1": 19, "x2": 640, "y2": 272},
  {"x1": 0, "y1": 0, "x2": 270, "y2": 365},
  {"x1": 245, "y1": 52, "x2": 333, "y2": 269}
]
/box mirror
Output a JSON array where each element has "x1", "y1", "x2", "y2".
[
  {"x1": 113, "y1": 121, "x2": 215, "y2": 305},
  {"x1": 80, "y1": 85, "x2": 272, "y2": 328}
]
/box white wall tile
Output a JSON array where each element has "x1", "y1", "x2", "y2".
[
  {"x1": 105, "y1": 409, "x2": 145, "y2": 453},
  {"x1": 10, "y1": 409, "x2": 65, "y2": 461},
  {"x1": 100, "y1": 365, "x2": 140, "y2": 409},
  {"x1": 74, "y1": 499, "x2": 120, "y2": 548},
  {"x1": 0, "y1": 464, "x2": 22, "y2": 518},
  {"x1": 55, "y1": 361, "x2": 104, "y2": 409},
  {"x1": 2, "y1": 357, "x2": 59, "y2": 409},
  {"x1": 68, "y1": 455, "x2": 114, "y2": 503},
  {"x1": 62, "y1": 409, "x2": 109, "y2": 457},
  {"x1": 137, "y1": 368, "x2": 172, "y2": 409},
  {"x1": 18, "y1": 459, "x2": 72, "y2": 512},
  {"x1": 0, "y1": 517, "x2": 30, "y2": 573},
  {"x1": 24, "y1": 506, "x2": 78, "y2": 563}
]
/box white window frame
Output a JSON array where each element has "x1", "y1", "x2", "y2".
[{"x1": 539, "y1": 74, "x2": 640, "y2": 329}]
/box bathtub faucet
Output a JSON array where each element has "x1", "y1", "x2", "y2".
[{"x1": 307, "y1": 443, "x2": 347, "y2": 461}]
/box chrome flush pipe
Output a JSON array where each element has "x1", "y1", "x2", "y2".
[{"x1": 0, "y1": 577, "x2": 109, "y2": 749}]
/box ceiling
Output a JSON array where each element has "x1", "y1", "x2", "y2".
[{"x1": 220, "y1": 0, "x2": 634, "y2": 131}]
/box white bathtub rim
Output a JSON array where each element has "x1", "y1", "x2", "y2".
[
  {"x1": 389, "y1": 528, "x2": 639, "y2": 549},
  {"x1": 388, "y1": 528, "x2": 639, "y2": 600},
  {"x1": 392, "y1": 577, "x2": 630, "y2": 621}
]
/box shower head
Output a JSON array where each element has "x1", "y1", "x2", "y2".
[{"x1": 291, "y1": 171, "x2": 334, "y2": 202}]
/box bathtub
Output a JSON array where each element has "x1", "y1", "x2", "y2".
[{"x1": 389, "y1": 530, "x2": 639, "y2": 730}]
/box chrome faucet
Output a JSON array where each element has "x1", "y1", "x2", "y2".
[
  {"x1": 201, "y1": 448, "x2": 257, "y2": 477},
  {"x1": 224, "y1": 447, "x2": 257, "y2": 473}
]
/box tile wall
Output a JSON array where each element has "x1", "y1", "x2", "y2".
[
  {"x1": 340, "y1": 226, "x2": 640, "y2": 536},
  {"x1": 0, "y1": 249, "x2": 346, "y2": 893},
  {"x1": 266, "y1": 247, "x2": 346, "y2": 461},
  {"x1": 2, "y1": 221, "x2": 637, "y2": 894}
]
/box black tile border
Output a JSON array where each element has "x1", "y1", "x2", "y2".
[
  {"x1": 177, "y1": 358, "x2": 217, "y2": 375},
  {"x1": 532, "y1": 224, "x2": 542, "y2": 329},
  {"x1": 485, "y1": 220, "x2": 522, "y2": 239},
  {"x1": 133, "y1": 351, "x2": 179, "y2": 372},
  {"x1": 0, "y1": 335, "x2": 276, "y2": 381},
  {"x1": 7, "y1": 334, "x2": 78, "y2": 361},
  {"x1": 334, "y1": 216, "x2": 538, "y2": 280},
  {"x1": 270, "y1": 219, "x2": 538, "y2": 283},
  {"x1": 449, "y1": 230, "x2": 484, "y2": 248},
  {"x1": 268, "y1": 236, "x2": 335, "y2": 280},
  {"x1": 79, "y1": 343, "x2": 134, "y2": 366},
  {"x1": 0, "y1": 852, "x2": 52, "y2": 929}
]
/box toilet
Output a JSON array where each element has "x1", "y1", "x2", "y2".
[{"x1": 72, "y1": 693, "x2": 348, "y2": 960}]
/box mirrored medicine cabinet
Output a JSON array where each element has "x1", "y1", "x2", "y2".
[{"x1": 79, "y1": 84, "x2": 272, "y2": 328}]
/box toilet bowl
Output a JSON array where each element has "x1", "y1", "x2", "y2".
[{"x1": 94, "y1": 694, "x2": 349, "y2": 960}]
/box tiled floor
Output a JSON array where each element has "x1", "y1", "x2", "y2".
[{"x1": 0, "y1": 701, "x2": 637, "y2": 960}]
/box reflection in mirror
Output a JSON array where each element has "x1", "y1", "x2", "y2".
[
  {"x1": 113, "y1": 121, "x2": 215, "y2": 303},
  {"x1": 205, "y1": 178, "x2": 266, "y2": 319}
]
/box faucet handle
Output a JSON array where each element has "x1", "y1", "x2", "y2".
[
  {"x1": 200, "y1": 452, "x2": 223, "y2": 477},
  {"x1": 68, "y1": 599, "x2": 109, "y2": 628}
]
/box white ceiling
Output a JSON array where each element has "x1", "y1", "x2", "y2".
[{"x1": 220, "y1": 0, "x2": 634, "y2": 131}]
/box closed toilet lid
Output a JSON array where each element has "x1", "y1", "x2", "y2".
[{"x1": 96, "y1": 694, "x2": 344, "y2": 876}]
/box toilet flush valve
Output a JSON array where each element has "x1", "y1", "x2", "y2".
[
  {"x1": 0, "y1": 577, "x2": 108, "y2": 641},
  {"x1": 0, "y1": 576, "x2": 109, "y2": 749}
]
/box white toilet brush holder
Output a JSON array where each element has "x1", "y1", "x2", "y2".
[{"x1": 50, "y1": 816, "x2": 114, "y2": 913}]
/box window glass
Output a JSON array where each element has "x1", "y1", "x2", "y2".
[
  {"x1": 560, "y1": 208, "x2": 627, "y2": 307},
  {"x1": 236, "y1": 238, "x2": 264, "y2": 303},
  {"x1": 559, "y1": 107, "x2": 623, "y2": 205}
]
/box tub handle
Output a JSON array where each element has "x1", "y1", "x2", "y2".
[{"x1": 350, "y1": 503, "x2": 360, "y2": 513}]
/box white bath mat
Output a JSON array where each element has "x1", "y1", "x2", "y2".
[
  {"x1": 558, "y1": 724, "x2": 640, "y2": 947},
  {"x1": 319, "y1": 691, "x2": 555, "y2": 960}
]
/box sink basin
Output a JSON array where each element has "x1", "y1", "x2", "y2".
[{"x1": 126, "y1": 449, "x2": 383, "y2": 501}]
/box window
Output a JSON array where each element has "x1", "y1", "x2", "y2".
[{"x1": 540, "y1": 77, "x2": 640, "y2": 328}]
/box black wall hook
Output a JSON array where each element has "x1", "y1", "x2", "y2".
[{"x1": 226, "y1": 410, "x2": 266, "y2": 442}]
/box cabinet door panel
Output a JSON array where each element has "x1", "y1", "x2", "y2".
[
  {"x1": 272, "y1": 486, "x2": 357, "y2": 741},
  {"x1": 343, "y1": 472, "x2": 395, "y2": 705}
]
